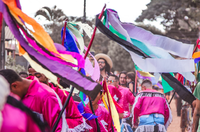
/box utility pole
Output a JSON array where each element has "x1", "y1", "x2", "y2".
[
  {"x1": 0, "y1": 13, "x2": 5, "y2": 69},
  {"x1": 83, "y1": 0, "x2": 86, "y2": 23}
]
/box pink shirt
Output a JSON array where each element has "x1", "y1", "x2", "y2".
[
  {"x1": 118, "y1": 86, "x2": 135, "y2": 113},
  {"x1": 22, "y1": 77, "x2": 63, "y2": 132},
  {"x1": 1, "y1": 103, "x2": 41, "y2": 132},
  {"x1": 49, "y1": 83, "x2": 84, "y2": 131},
  {"x1": 95, "y1": 105, "x2": 117, "y2": 132},
  {"x1": 132, "y1": 89, "x2": 171, "y2": 126},
  {"x1": 108, "y1": 85, "x2": 122, "y2": 102}
]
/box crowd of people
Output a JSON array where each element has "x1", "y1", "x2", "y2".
[{"x1": 0, "y1": 53, "x2": 176, "y2": 132}]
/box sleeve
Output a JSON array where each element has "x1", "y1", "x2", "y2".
[
  {"x1": 127, "y1": 90, "x2": 135, "y2": 105},
  {"x1": 63, "y1": 91, "x2": 84, "y2": 129},
  {"x1": 27, "y1": 115, "x2": 42, "y2": 132},
  {"x1": 194, "y1": 83, "x2": 200, "y2": 100},
  {"x1": 132, "y1": 96, "x2": 142, "y2": 126},
  {"x1": 42, "y1": 96, "x2": 62, "y2": 132},
  {"x1": 164, "y1": 99, "x2": 169, "y2": 124}
]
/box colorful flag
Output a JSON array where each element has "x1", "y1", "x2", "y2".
[
  {"x1": 1, "y1": 0, "x2": 102, "y2": 100},
  {"x1": 96, "y1": 9, "x2": 196, "y2": 104}
]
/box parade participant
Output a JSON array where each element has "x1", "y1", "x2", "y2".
[
  {"x1": 127, "y1": 72, "x2": 137, "y2": 96},
  {"x1": 19, "y1": 71, "x2": 28, "y2": 78},
  {"x1": 87, "y1": 89, "x2": 117, "y2": 132},
  {"x1": 119, "y1": 71, "x2": 127, "y2": 87},
  {"x1": 95, "y1": 53, "x2": 113, "y2": 80},
  {"x1": 0, "y1": 74, "x2": 50, "y2": 132},
  {"x1": 28, "y1": 66, "x2": 88, "y2": 132},
  {"x1": 0, "y1": 69, "x2": 68, "y2": 132},
  {"x1": 192, "y1": 82, "x2": 200, "y2": 132},
  {"x1": 107, "y1": 74, "x2": 122, "y2": 102},
  {"x1": 132, "y1": 79, "x2": 172, "y2": 132},
  {"x1": 108, "y1": 74, "x2": 135, "y2": 131}
]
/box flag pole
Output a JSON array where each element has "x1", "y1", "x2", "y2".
[
  {"x1": 52, "y1": 4, "x2": 106, "y2": 132},
  {"x1": 134, "y1": 70, "x2": 137, "y2": 96}
]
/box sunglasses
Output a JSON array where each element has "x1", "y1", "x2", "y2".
[
  {"x1": 100, "y1": 89, "x2": 104, "y2": 95},
  {"x1": 29, "y1": 72, "x2": 42, "y2": 78},
  {"x1": 107, "y1": 80, "x2": 116, "y2": 83},
  {"x1": 98, "y1": 61, "x2": 105, "y2": 64}
]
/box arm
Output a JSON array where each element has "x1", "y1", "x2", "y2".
[
  {"x1": 193, "y1": 99, "x2": 200, "y2": 132},
  {"x1": 129, "y1": 83, "x2": 134, "y2": 93}
]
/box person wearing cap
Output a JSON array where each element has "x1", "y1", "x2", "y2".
[{"x1": 95, "y1": 53, "x2": 113, "y2": 80}]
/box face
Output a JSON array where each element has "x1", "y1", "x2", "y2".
[
  {"x1": 28, "y1": 68, "x2": 48, "y2": 84},
  {"x1": 119, "y1": 73, "x2": 127, "y2": 86},
  {"x1": 107, "y1": 76, "x2": 118, "y2": 88},
  {"x1": 10, "y1": 78, "x2": 27, "y2": 99},
  {"x1": 98, "y1": 59, "x2": 106, "y2": 71},
  {"x1": 126, "y1": 77, "x2": 131, "y2": 83}
]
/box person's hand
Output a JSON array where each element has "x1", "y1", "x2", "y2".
[{"x1": 133, "y1": 125, "x2": 138, "y2": 129}]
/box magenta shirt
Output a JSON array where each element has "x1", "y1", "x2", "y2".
[
  {"x1": 108, "y1": 85, "x2": 122, "y2": 102},
  {"x1": 22, "y1": 77, "x2": 62, "y2": 132},
  {"x1": 132, "y1": 89, "x2": 171, "y2": 126},
  {"x1": 118, "y1": 86, "x2": 135, "y2": 113},
  {"x1": 1, "y1": 103, "x2": 41, "y2": 132},
  {"x1": 95, "y1": 105, "x2": 117, "y2": 132},
  {"x1": 49, "y1": 83, "x2": 84, "y2": 131}
]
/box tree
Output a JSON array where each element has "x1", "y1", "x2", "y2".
[
  {"x1": 5, "y1": 56, "x2": 25, "y2": 74},
  {"x1": 35, "y1": 6, "x2": 94, "y2": 43},
  {"x1": 136, "y1": 0, "x2": 200, "y2": 44}
]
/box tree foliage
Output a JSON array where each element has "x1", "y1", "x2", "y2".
[
  {"x1": 136, "y1": 0, "x2": 200, "y2": 31},
  {"x1": 5, "y1": 56, "x2": 25, "y2": 74}
]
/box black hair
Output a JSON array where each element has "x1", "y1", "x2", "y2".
[
  {"x1": 141, "y1": 79, "x2": 152, "y2": 87},
  {"x1": 7, "y1": 95, "x2": 50, "y2": 132},
  {"x1": 19, "y1": 71, "x2": 28, "y2": 76},
  {"x1": 98, "y1": 58, "x2": 111, "y2": 74},
  {"x1": 109, "y1": 74, "x2": 119, "y2": 81},
  {"x1": 127, "y1": 72, "x2": 135, "y2": 81},
  {"x1": 0, "y1": 69, "x2": 23, "y2": 86},
  {"x1": 119, "y1": 71, "x2": 127, "y2": 78}
]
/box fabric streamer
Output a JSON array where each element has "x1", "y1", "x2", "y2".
[
  {"x1": 2, "y1": 0, "x2": 102, "y2": 100},
  {"x1": 77, "y1": 102, "x2": 98, "y2": 121},
  {"x1": 98, "y1": 9, "x2": 195, "y2": 74},
  {"x1": 96, "y1": 9, "x2": 196, "y2": 104}
]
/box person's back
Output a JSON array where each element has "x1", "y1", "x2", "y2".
[{"x1": 132, "y1": 79, "x2": 172, "y2": 132}]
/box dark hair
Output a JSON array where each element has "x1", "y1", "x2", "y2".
[
  {"x1": 98, "y1": 58, "x2": 111, "y2": 74},
  {"x1": 7, "y1": 95, "x2": 50, "y2": 132},
  {"x1": 0, "y1": 69, "x2": 22, "y2": 86},
  {"x1": 141, "y1": 79, "x2": 152, "y2": 87},
  {"x1": 28, "y1": 65, "x2": 32, "y2": 69},
  {"x1": 127, "y1": 72, "x2": 135, "y2": 81},
  {"x1": 19, "y1": 71, "x2": 28, "y2": 76},
  {"x1": 119, "y1": 71, "x2": 127, "y2": 78},
  {"x1": 109, "y1": 74, "x2": 119, "y2": 81}
]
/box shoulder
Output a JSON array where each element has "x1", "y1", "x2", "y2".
[
  {"x1": 97, "y1": 106, "x2": 109, "y2": 115},
  {"x1": 36, "y1": 83, "x2": 57, "y2": 99}
]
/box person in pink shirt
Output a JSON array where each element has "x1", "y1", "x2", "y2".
[
  {"x1": 132, "y1": 79, "x2": 172, "y2": 132},
  {"x1": 28, "y1": 66, "x2": 89, "y2": 132},
  {"x1": 0, "y1": 75, "x2": 49, "y2": 132},
  {"x1": 0, "y1": 69, "x2": 68, "y2": 132},
  {"x1": 87, "y1": 90, "x2": 117, "y2": 132},
  {"x1": 108, "y1": 74, "x2": 135, "y2": 132}
]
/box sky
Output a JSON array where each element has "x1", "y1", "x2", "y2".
[{"x1": 19, "y1": 0, "x2": 164, "y2": 30}]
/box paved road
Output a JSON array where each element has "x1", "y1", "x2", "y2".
[{"x1": 167, "y1": 99, "x2": 181, "y2": 132}]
